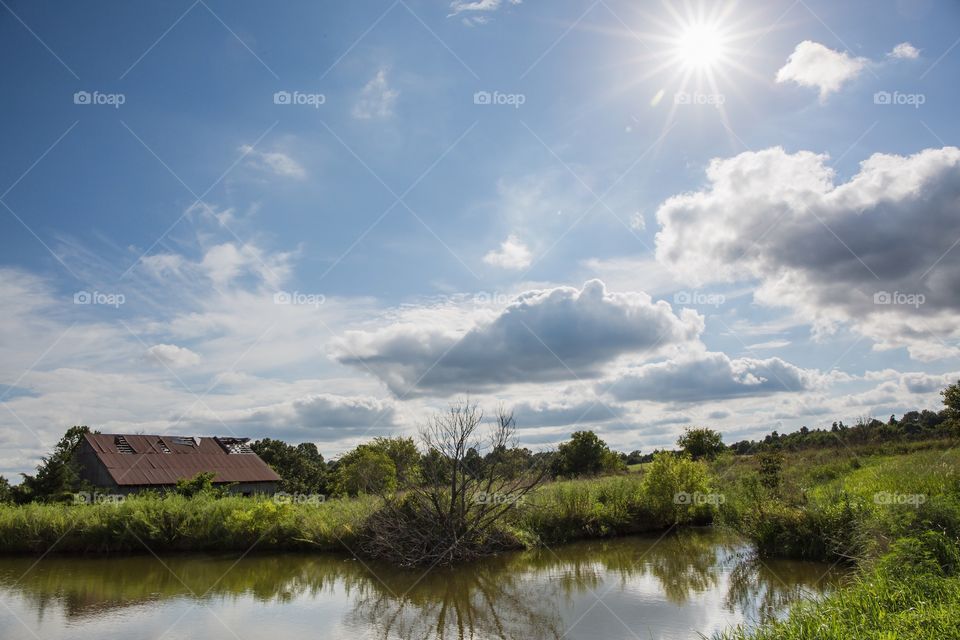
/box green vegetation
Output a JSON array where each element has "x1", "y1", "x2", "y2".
[
  {"x1": 718, "y1": 532, "x2": 960, "y2": 640},
  {"x1": 2, "y1": 383, "x2": 959, "y2": 636},
  {"x1": 677, "y1": 426, "x2": 726, "y2": 460},
  {"x1": 551, "y1": 429, "x2": 625, "y2": 477}
]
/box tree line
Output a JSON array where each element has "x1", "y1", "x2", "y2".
[{"x1": 3, "y1": 381, "x2": 958, "y2": 505}]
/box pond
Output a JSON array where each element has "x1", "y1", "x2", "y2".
[{"x1": 0, "y1": 528, "x2": 846, "y2": 640}]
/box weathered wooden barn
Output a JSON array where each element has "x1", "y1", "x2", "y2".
[{"x1": 74, "y1": 433, "x2": 281, "y2": 495}]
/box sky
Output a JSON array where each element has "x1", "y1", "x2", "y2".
[{"x1": 1, "y1": 0, "x2": 959, "y2": 478}]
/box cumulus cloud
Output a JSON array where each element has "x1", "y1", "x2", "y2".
[
  {"x1": 352, "y1": 69, "x2": 399, "y2": 119},
  {"x1": 511, "y1": 398, "x2": 625, "y2": 428},
  {"x1": 239, "y1": 145, "x2": 305, "y2": 179},
  {"x1": 145, "y1": 344, "x2": 201, "y2": 368},
  {"x1": 335, "y1": 280, "x2": 704, "y2": 396},
  {"x1": 182, "y1": 393, "x2": 399, "y2": 440},
  {"x1": 888, "y1": 42, "x2": 920, "y2": 60},
  {"x1": 604, "y1": 351, "x2": 829, "y2": 403},
  {"x1": 776, "y1": 40, "x2": 867, "y2": 100},
  {"x1": 655, "y1": 145, "x2": 960, "y2": 360},
  {"x1": 483, "y1": 235, "x2": 532, "y2": 270}
]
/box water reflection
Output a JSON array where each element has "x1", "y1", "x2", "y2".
[{"x1": 0, "y1": 529, "x2": 846, "y2": 640}]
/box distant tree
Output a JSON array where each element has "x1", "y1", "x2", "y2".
[
  {"x1": 625, "y1": 450, "x2": 644, "y2": 465},
  {"x1": 250, "y1": 439, "x2": 329, "y2": 495},
  {"x1": 17, "y1": 425, "x2": 92, "y2": 503},
  {"x1": 756, "y1": 451, "x2": 784, "y2": 490},
  {"x1": 0, "y1": 476, "x2": 12, "y2": 504},
  {"x1": 943, "y1": 380, "x2": 960, "y2": 419},
  {"x1": 334, "y1": 447, "x2": 397, "y2": 496},
  {"x1": 552, "y1": 430, "x2": 623, "y2": 477},
  {"x1": 368, "y1": 437, "x2": 421, "y2": 487},
  {"x1": 419, "y1": 447, "x2": 451, "y2": 486},
  {"x1": 677, "y1": 427, "x2": 726, "y2": 461}
]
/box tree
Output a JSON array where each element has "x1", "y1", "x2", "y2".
[
  {"x1": 0, "y1": 476, "x2": 12, "y2": 504},
  {"x1": 250, "y1": 439, "x2": 329, "y2": 495},
  {"x1": 368, "y1": 437, "x2": 420, "y2": 487},
  {"x1": 334, "y1": 447, "x2": 397, "y2": 496},
  {"x1": 677, "y1": 427, "x2": 725, "y2": 461},
  {"x1": 551, "y1": 430, "x2": 622, "y2": 477},
  {"x1": 17, "y1": 425, "x2": 91, "y2": 503},
  {"x1": 360, "y1": 400, "x2": 548, "y2": 566},
  {"x1": 175, "y1": 471, "x2": 224, "y2": 497},
  {"x1": 942, "y1": 380, "x2": 960, "y2": 419}
]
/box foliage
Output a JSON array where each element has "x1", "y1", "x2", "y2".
[
  {"x1": 174, "y1": 472, "x2": 230, "y2": 498},
  {"x1": 0, "y1": 492, "x2": 377, "y2": 554},
  {"x1": 367, "y1": 436, "x2": 420, "y2": 486},
  {"x1": 717, "y1": 532, "x2": 960, "y2": 640},
  {"x1": 250, "y1": 438, "x2": 328, "y2": 495},
  {"x1": 551, "y1": 430, "x2": 624, "y2": 477},
  {"x1": 0, "y1": 476, "x2": 12, "y2": 504},
  {"x1": 334, "y1": 447, "x2": 397, "y2": 497},
  {"x1": 677, "y1": 427, "x2": 726, "y2": 460},
  {"x1": 16, "y1": 426, "x2": 92, "y2": 504},
  {"x1": 360, "y1": 401, "x2": 548, "y2": 566}
]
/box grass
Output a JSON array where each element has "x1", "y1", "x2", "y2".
[
  {"x1": 716, "y1": 532, "x2": 960, "y2": 640},
  {"x1": 2, "y1": 443, "x2": 959, "y2": 639},
  {"x1": 713, "y1": 443, "x2": 960, "y2": 639},
  {"x1": 0, "y1": 492, "x2": 377, "y2": 554}
]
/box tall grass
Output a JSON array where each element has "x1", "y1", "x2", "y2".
[
  {"x1": 0, "y1": 493, "x2": 377, "y2": 554},
  {"x1": 716, "y1": 532, "x2": 960, "y2": 640}
]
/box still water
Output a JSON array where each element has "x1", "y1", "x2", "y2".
[{"x1": 0, "y1": 529, "x2": 845, "y2": 640}]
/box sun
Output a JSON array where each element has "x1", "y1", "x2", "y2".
[{"x1": 674, "y1": 22, "x2": 727, "y2": 71}]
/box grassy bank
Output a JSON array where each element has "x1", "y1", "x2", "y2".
[
  {"x1": 713, "y1": 444, "x2": 960, "y2": 639},
  {"x1": 717, "y1": 532, "x2": 960, "y2": 639},
  {"x1": 0, "y1": 493, "x2": 377, "y2": 554},
  {"x1": 0, "y1": 452, "x2": 717, "y2": 555}
]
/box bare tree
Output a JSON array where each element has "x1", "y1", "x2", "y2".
[{"x1": 360, "y1": 399, "x2": 548, "y2": 567}]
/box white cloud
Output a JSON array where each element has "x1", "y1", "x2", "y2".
[
  {"x1": 335, "y1": 280, "x2": 704, "y2": 396},
  {"x1": 239, "y1": 145, "x2": 306, "y2": 179},
  {"x1": 145, "y1": 344, "x2": 201, "y2": 368},
  {"x1": 449, "y1": 0, "x2": 521, "y2": 25},
  {"x1": 888, "y1": 42, "x2": 920, "y2": 60},
  {"x1": 776, "y1": 40, "x2": 867, "y2": 100},
  {"x1": 352, "y1": 69, "x2": 399, "y2": 119},
  {"x1": 655, "y1": 145, "x2": 960, "y2": 360},
  {"x1": 745, "y1": 340, "x2": 792, "y2": 351},
  {"x1": 483, "y1": 235, "x2": 532, "y2": 270},
  {"x1": 603, "y1": 351, "x2": 832, "y2": 403}
]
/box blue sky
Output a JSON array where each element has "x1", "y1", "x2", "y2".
[{"x1": 2, "y1": 0, "x2": 959, "y2": 477}]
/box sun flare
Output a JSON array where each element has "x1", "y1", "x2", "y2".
[{"x1": 674, "y1": 22, "x2": 726, "y2": 71}]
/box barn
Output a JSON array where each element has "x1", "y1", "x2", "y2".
[{"x1": 74, "y1": 433, "x2": 281, "y2": 495}]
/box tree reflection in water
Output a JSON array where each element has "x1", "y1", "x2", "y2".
[{"x1": 0, "y1": 529, "x2": 846, "y2": 639}]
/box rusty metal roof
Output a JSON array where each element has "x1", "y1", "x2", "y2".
[{"x1": 83, "y1": 433, "x2": 281, "y2": 486}]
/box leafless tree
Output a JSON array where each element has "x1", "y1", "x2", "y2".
[{"x1": 360, "y1": 399, "x2": 549, "y2": 567}]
